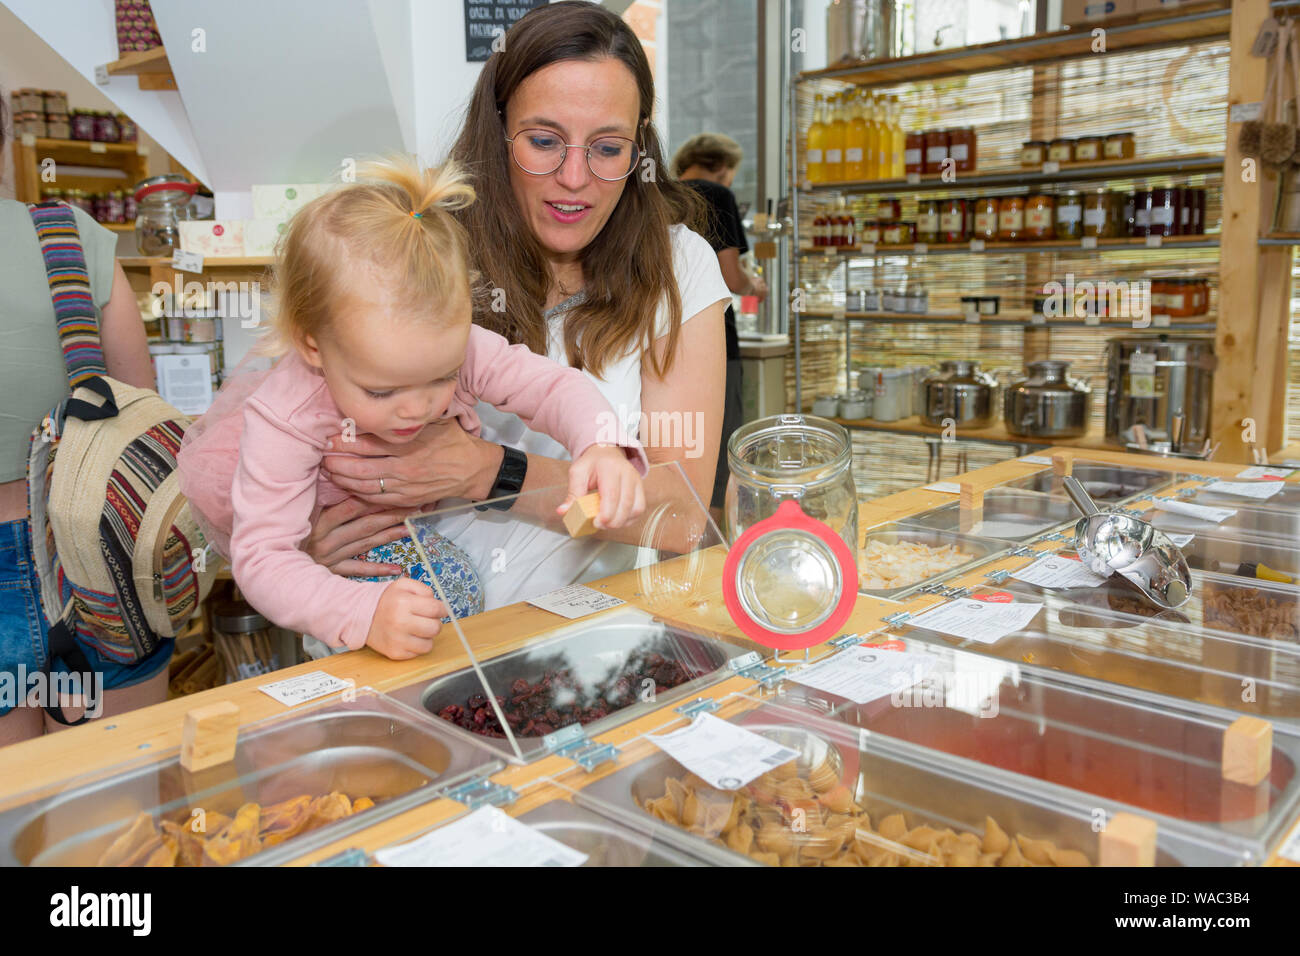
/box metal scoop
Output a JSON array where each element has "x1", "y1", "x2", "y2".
[{"x1": 1062, "y1": 476, "x2": 1192, "y2": 610}]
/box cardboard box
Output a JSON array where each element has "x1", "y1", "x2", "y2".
[
  {"x1": 251, "y1": 183, "x2": 326, "y2": 221},
  {"x1": 242, "y1": 218, "x2": 288, "y2": 257},
  {"x1": 1062, "y1": 0, "x2": 1136, "y2": 26},
  {"x1": 178, "y1": 220, "x2": 245, "y2": 258}
]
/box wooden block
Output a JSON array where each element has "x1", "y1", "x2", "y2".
[
  {"x1": 1052, "y1": 452, "x2": 1073, "y2": 477},
  {"x1": 1222, "y1": 715, "x2": 1273, "y2": 786},
  {"x1": 959, "y1": 483, "x2": 983, "y2": 511},
  {"x1": 180, "y1": 701, "x2": 240, "y2": 772},
  {"x1": 562, "y1": 492, "x2": 601, "y2": 538},
  {"x1": 1100, "y1": 812, "x2": 1157, "y2": 866}
]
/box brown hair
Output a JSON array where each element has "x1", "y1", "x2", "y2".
[
  {"x1": 671, "y1": 133, "x2": 744, "y2": 178},
  {"x1": 260, "y1": 156, "x2": 476, "y2": 357},
  {"x1": 449, "y1": 0, "x2": 703, "y2": 379}
]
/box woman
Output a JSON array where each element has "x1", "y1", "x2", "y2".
[
  {"x1": 671, "y1": 132, "x2": 768, "y2": 520},
  {"x1": 0, "y1": 92, "x2": 162, "y2": 746},
  {"x1": 301, "y1": 2, "x2": 730, "y2": 609}
]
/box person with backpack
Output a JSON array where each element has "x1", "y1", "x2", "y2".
[{"x1": 0, "y1": 93, "x2": 168, "y2": 746}]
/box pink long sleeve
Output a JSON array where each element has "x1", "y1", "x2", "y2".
[{"x1": 229, "y1": 395, "x2": 391, "y2": 650}]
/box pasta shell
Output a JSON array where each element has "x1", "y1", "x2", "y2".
[
  {"x1": 817, "y1": 783, "x2": 856, "y2": 814},
  {"x1": 1018, "y1": 835, "x2": 1055, "y2": 865},
  {"x1": 726, "y1": 822, "x2": 755, "y2": 855},
  {"x1": 749, "y1": 850, "x2": 781, "y2": 867},
  {"x1": 807, "y1": 759, "x2": 839, "y2": 794},
  {"x1": 756, "y1": 823, "x2": 794, "y2": 855},
  {"x1": 1050, "y1": 847, "x2": 1092, "y2": 867},
  {"x1": 770, "y1": 759, "x2": 798, "y2": 780},
  {"x1": 877, "y1": 813, "x2": 908, "y2": 842},
  {"x1": 981, "y1": 816, "x2": 1010, "y2": 855},
  {"x1": 902, "y1": 825, "x2": 941, "y2": 851}
]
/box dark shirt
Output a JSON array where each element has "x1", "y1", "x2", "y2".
[{"x1": 683, "y1": 178, "x2": 747, "y2": 361}]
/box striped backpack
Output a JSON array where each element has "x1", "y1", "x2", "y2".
[{"x1": 25, "y1": 201, "x2": 217, "y2": 723}]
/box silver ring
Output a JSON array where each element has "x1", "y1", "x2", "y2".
[{"x1": 378, "y1": 477, "x2": 386, "y2": 494}]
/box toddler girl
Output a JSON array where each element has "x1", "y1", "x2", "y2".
[{"x1": 179, "y1": 157, "x2": 646, "y2": 660}]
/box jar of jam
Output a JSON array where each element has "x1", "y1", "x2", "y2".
[
  {"x1": 93, "y1": 111, "x2": 120, "y2": 143},
  {"x1": 1055, "y1": 190, "x2": 1083, "y2": 239},
  {"x1": 971, "y1": 196, "x2": 999, "y2": 240},
  {"x1": 1150, "y1": 277, "x2": 1167, "y2": 315},
  {"x1": 1073, "y1": 135, "x2": 1104, "y2": 163},
  {"x1": 1048, "y1": 137, "x2": 1074, "y2": 164},
  {"x1": 1025, "y1": 192, "x2": 1055, "y2": 239},
  {"x1": 1132, "y1": 189, "x2": 1152, "y2": 237},
  {"x1": 923, "y1": 129, "x2": 949, "y2": 174},
  {"x1": 116, "y1": 113, "x2": 137, "y2": 143},
  {"x1": 1104, "y1": 131, "x2": 1136, "y2": 160},
  {"x1": 124, "y1": 192, "x2": 138, "y2": 223},
  {"x1": 876, "y1": 197, "x2": 902, "y2": 223},
  {"x1": 916, "y1": 200, "x2": 941, "y2": 243},
  {"x1": 1122, "y1": 192, "x2": 1137, "y2": 237},
  {"x1": 1021, "y1": 141, "x2": 1047, "y2": 167},
  {"x1": 1149, "y1": 187, "x2": 1177, "y2": 237},
  {"x1": 105, "y1": 190, "x2": 127, "y2": 224},
  {"x1": 1187, "y1": 187, "x2": 1205, "y2": 235},
  {"x1": 1164, "y1": 279, "x2": 1189, "y2": 317},
  {"x1": 904, "y1": 132, "x2": 924, "y2": 175},
  {"x1": 1083, "y1": 189, "x2": 1115, "y2": 238},
  {"x1": 882, "y1": 221, "x2": 914, "y2": 245},
  {"x1": 998, "y1": 195, "x2": 1026, "y2": 241},
  {"x1": 939, "y1": 198, "x2": 966, "y2": 243},
  {"x1": 948, "y1": 127, "x2": 976, "y2": 173},
  {"x1": 860, "y1": 219, "x2": 881, "y2": 244},
  {"x1": 70, "y1": 110, "x2": 95, "y2": 141}
]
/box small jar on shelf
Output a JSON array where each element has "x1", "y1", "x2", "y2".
[
  {"x1": 1083, "y1": 188, "x2": 1118, "y2": 238},
  {"x1": 1020, "y1": 141, "x2": 1047, "y2": 167},
  {"x1": 948, "y1": 127, "x2": 976, "y2": 173},
  {"x1": 916, "y1": 199, "x2": 941, "y2": 244},
  {"x1": 997, "y1": 195, "x2": 1026, "y2": 241},
  {"x1": 1025, "y1": 192, "x2": 1055, "y2": 240},
  {"x1": 1047, "y1": 137, "x2": 1074, "y2": 164},
  {"x1": 939, "y1": 197, "x2": 967, "y2": 243},
  {"x1": 904, "y1": 132, "x2": 924, "y2": 175},
  {"x1": 881, "y1": 221, "x2": 914, "y2": 245},
  {"x1": 860, "y1": 219, "x2": 881, "y2": 245},
  {"x1": 1055, "y1": 190, "x2": 1083, "y2": 239},
  {"x1": 1073, "y1": 134, "x2": 1104, "y2": 163},
  {"x1": 971, "y1": 196, "x2": 999, "y2": 240},
  {"x1": 1104, "y1": 131, "x2": 1136, "y2": 160},
  {"x1": 1132, "y1": 189, "x2": 1152, "y2": 237},
  {"x1": 70, "y1": 110, "x2": 95, "y2": 141},
  {"x1": 1149, "y1": 187, "x2": 1178, "y2": 237},
  {"x1": 923, "y1": 129, "x2": 948, "y2": 174},
  {"x1": 876, "y1": 196, "x2": 902, "y2": 223}
]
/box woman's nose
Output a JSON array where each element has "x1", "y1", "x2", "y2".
[{"x1": 555, "y1": 145, "x2": 592, "y2": 190}]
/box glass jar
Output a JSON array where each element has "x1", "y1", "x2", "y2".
[
  {"x1": 1055, "y1": 190, "x2": 1083, "y2": 239},
  {"x1": 213, "y1": 601, "x2": 283, "y2": 682},
  {"x1": 1194, "y1": 188, "x2": 1207, "y2": 235},
  {"x1": 70, "y1": 110, "x2": 95, "y2": 141},
  {"x1": 1175, "y1": 187, "x2": 1191, "y2": 236},
  {"x1": 91, "y1": 193, "x2": 110, "y2": 223},
  {"x1": 1025, "y1": 192, "x2": 1055, "y2": 239},
  {"x1": 1048, "y1": 137, "x2": 1074, "y2": 163},
  {"x1": 1021, "y1": 141, "x2": 1047, "y2": 167},
  {"x1": 840, "y1": 389, "x2": 871, "y2": 420},
  {"x1": 1132, "y1": 189, "x2": 1152, "y2": 237},
  {"x1": 105, "y1": 190, "x2": 126, "y2": 224},
  {"x1": 45, "y1": 113, "x2": 70, "y2": 140},
  {"x1": 1163, "y1": 279, "x2": 1190, "y2": 318},
  {"x1": 93, "y1": 111, "x2": 120, "y2": 143},
  {"x1": 872, "y1": 369, "x2": 913, "y2": 422},
  {"x1": 939, "y1": 198, "x2": 966, "y2": 243},
  {"x1": 811, "y1": 394, "x2": 840, "y2": 417},
  {"x1": 916, "y1": 199, "x2": 941, "y2": 243},
  {"x1": 1083, "y1": 189, "x2": 1118, "y2": 238},
  {"x1": 923, "y1": 130, "x2": 948, "y2": 174},
  {"x1": 1150, "y1": 276, "x2": 1167, "y2": 315},
  {"x1": 725, "y1": 415, "x2": 859, "y2": 558},
  {"x1": 876, "y1": 197, "x2": 902, "y2": 223},
  {"x1": 116, "y1": 113, "x2": 137, "y2": 143},
  {"x1": 1104, "y1": 131, "x2": 1136, "y2": 160},
  {"x1": 906, "y1": 286, "x2": 928, "y2": 313},
  {"x1": 133, "y1": 176, "x2": 197, "y2": 256},
  {"x1": 1122, "y1": 192, "x2": 1137, "y2": 237},
  {"x1": 1073, "y1": 135, "x2": 1104, "y2": 163},
  {"x1": 998, "y1": 195, "x2": 1026, "y2": 241},
  {"x1": 1149, "y1": 187, "x2": 1177, "y2": 237},
  {"x1": 860, "y1": 219, "x2": 881, "y2": 244},
  {"x1": 881, "y1": 221, "x2": 914, "y2": 245},
  {"x1": 904, "y1": 131, "x2": 924, "y2": 175},
  {"x1": 948, "y1": 127, "x2": 976, "y2": 172},
  {"x1": 971, "y1": 196, "x2": 999, "y2": 240}
]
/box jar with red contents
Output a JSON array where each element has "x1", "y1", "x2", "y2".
[
  {"x1": 971, "y1": 196, "x2": 998, "y2": 240},
  {"x1": 70, "y1": 110, "x2": 95, "y2": 141},
  {"x1": 1148, "y1": 187, "x2": 1177, "y2": 237},
  {"x1": 939, "y1": 198, "x2": 967, "y2": 242},
  {"x1": 1132, "y1": 189, "x2": 1152, "y2": 237},
  {"x1": 916, "y1": 200, "x2": 941, "y2": 244},
  {"x1": 92, "y1": 111, "x2": 120, "y2": 143},
  {"x1": 923, "y1": 129, "x2": 948, "y2": 174},
  {"x1": 998, "y1": 196, "x2": 1026, "y2": 241},
  {"x1": 948, "y1": 127, "x2": 976, "y2": 173},
  {"x1": 904, "y1": 132, "x2": 924, "y2": 175},
  {"x1": 876, "y1": 197, "x2": 902, "y2": 223},
  {"x1": 1024, "y1": 192, "x2": 1055, "y2": 240}
]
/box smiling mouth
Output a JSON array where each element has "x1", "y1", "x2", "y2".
[{"x1": 547, "y1": 201, "x2": 589, "y2": 213}]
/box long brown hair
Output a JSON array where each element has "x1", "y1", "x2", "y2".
[{"x1": 449, "y1": 0, "x2": 703, "y2": 380}]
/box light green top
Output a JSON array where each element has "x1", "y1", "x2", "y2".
[{"x1": 0, "y1": 199, "x2": 117, "y2": 481}]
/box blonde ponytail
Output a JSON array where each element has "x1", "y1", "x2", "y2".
[{"x1": 259, "y1": 154, "x2": 478, "y2": 357}]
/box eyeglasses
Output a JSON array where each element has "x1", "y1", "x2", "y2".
[{"x1": 505, "y1": 128, "x2": 640, "y2": 181}]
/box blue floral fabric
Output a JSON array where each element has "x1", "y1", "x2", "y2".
[{"x1": 351, "y1": 532, "x2": 484, "y2": 623}]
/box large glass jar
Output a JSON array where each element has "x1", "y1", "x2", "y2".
[
  {"x1": 1149, "y1": 187, "x2": 1177, "y2": 237},
  {"x1": 725, "y1": 415, "x2": 859, "y2": 559},
  {"x1": 939, "y1": 198, "x2": 966, "y2": 243},
  {"x1": 1083, "y1": 189, "x2": 1118, "y2": 238},
  {"x1": 133, "y1": 175, "x2": 197, "y2": 256},
  {"x1": 1073, "y1": 135, "x2": 1104, "y2": 163}
]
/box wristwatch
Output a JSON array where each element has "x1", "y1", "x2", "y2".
[{"x1": 479, "y1": 444, "x2": 528, "y2": 511}]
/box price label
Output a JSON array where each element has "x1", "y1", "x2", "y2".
[
  {"x1": 860, "y1": 242, "x2": 876, "y2": 255},
  {"x1": 1011, "y1": 553, "x2": 1109, "y2": 590},
  {"x1": 1231, "y1": 101, "x2": 1264, "y2": 123},
  {"x1": 527, "y1": 584, "x2": 625, "y2": 619},
  {"x1": 913, "y1": 243, "x2": 928, "y2": 255},
  {"x1": 1202, "y1": 479, "x2": 1285, "y2": 500},
  {"x1": 89, "y1": 142, "x2": 107, "y2": 154},
  {"x1": 969, "y1": 239, "x2": 985, "y2": 252},
  {"x1": 966, "y1": 311, "x2": 980, "y2": 324},
  {"x1": 1042, "y1": 161, "x2": 1060, "y2": 174},
  {"x1": 831, "y1": 304, "x2": 847, "y2": 320},
  {"x1": 1152, "y1": 313, "x2": 1171, "y2": 327},
  {"x1": 172, "y1": 249, "x2": 205, "y2": 274},
  {"x1": 1020, "y1": 455, "x2": 1053, "y2": 465},
  {"x1": 1152, "y1": 498, "x2": 1237, "y2": 523},
  {"x1": 925, "y1": 482, "x2": 962, "y2": 493},
  {"x1": 1236, "y1": 465, "x2": 1296, "y2": 480},
  {"x1": 908, "y1": 598, "x2": 1044, "y2": 645},
  {"x1": 1080, "y1": 236, "x2": 1098, "y2": 250},
  {"x1": 1130, "y1": 353, "x2": 1157, "y2": 374},
  {"x1": 906, "y1": 173, "x2": 921, "y2": 185},
  {"x1": 375, "y1": 807, "x2": 587, "y2": 868},
  {"x1": 1030, "y1": 313, "x2": 1046, "y2": 325},
  {"x1": 787, "y1": 647, "x2": 935, "y2": 705},
  {"x1": 20, "y1": 133, "x2": 36, "y2": 148},
  {"x1": 824, "y1": 247, "x2": 838, "y2": 257},
  {"x1": 1084, "y1": 312, "x2": 1101, "y2": 326},
  {"x1": 94, "y1": 63, "x2": 110, "y2": 85},
  {"x1": 650, "y1": 713, "x2": 800, "y2": 791},
  {"x1": 1145, "y1": 233, "x2": 1163, "y2": 248},
  {"x1": 258, "y1": 671, "x2": 352, "y2": 708}
]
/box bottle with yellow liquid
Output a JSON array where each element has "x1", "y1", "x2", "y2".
[
  {"x1": 844, "y1": 89, "x2": 868, "y2": 181},
  {"x1": 805, "y1": 93, "x2": 827, "y2": 184},
  {"x1": 864, "y1": 92, "x2": 884, "y2": 181},
  {"x1": 888, "y1": 95, "x2": 906, "y2": 178},
  {"x1": 824, "y1": 91, "x2": 846, "y2": 182}
]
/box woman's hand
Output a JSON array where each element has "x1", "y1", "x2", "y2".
[
  {"x1": 303, "y1": 497, "x2": 412, "y2": 576},
  {"x1": 559, "y1": 445, "x2": 646, "y2": 529},
  {"x1": 321, "y1": 420, "x2": 505, "y2": 507}
]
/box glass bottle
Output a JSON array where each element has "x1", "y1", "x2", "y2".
[
  {"x1": 806, "y1": 93, "x2": 827, "y2": 184},
  {"x1": 888, "y1": 95, "x2": 906, "y2": 178},
  {"x1": 864, "y1": 91, "x2": 883, "y2": 181},
  {"x1": 825, "y1": 92, "x2": 846, "y2": 183},
  {"x1": 844, "y1": 89, "x2": 868, "y2": 181}
]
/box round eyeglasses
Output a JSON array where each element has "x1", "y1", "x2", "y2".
[{"x1": 505, "y1": 128, "x2": 640, "y2": 182}]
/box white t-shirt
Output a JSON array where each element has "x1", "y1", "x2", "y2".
[{"x1": 424, "y1": 223, "x2": 730, "y2": 612}]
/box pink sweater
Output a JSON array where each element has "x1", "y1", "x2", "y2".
[{"x1": 214, "y1": 326, "x2": 644, "y2": 651}]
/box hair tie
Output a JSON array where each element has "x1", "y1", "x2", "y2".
[{"x1": 410, "y1": 210, "x2": 423, "y2": 218}]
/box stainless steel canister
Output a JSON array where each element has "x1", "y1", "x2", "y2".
[
  {"x1": 1004, "y1": 360, "x2": 1091, "y2": 438},
  {"x1": 922, "y1": 360, "x2": 996, "y2": 426},
  {"x1": 1104, "y1": 337, "x2": 1215, "y2": 447}
]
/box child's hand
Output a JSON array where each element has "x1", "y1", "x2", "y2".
[
  {"x1": 560, "y1": 444, "x2": 646, "y2": 529},
  {"x1": 365, "y1": 578, "x2": 446, "y2": 660}
]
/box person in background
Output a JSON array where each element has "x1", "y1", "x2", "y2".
[
  {"x1": 671, "y1": 132, "x2": 768, "y2": 524},
  {"x1": 0, "y1": 90, "x2": 161, "y2": 747}
]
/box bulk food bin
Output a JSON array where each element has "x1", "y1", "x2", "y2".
[
  {"x1": 398, "y1": 462, "x2": 769, "y2": 766},
  {"x1": 0, "y1": 689, "x2": 502, "y2": 867},
  {"x1": 856, "y1": 523, "x2": 1009, "y2": 598},
  {"x1": 783, "y1": 645, "x2": 1300, "y2": 863},
  {"x1": 1001, "y1": 461, "x2": 1173, "y2": 502},
  {"x1": 560, "y1": 692, "x2": 1249, "y2": 866},
  {"x1": 897, "y1": 488, "x2": 1079, "y2": 542},
  {"x1": 1164, "y1": 524, "x2": 1300, "y2": 592}
]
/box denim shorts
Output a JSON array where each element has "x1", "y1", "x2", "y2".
[{"x1": 0, "y1": 518, "x2": 172, "y2": 716}]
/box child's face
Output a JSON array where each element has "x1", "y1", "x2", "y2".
[{"x1": 299, "y1": 287, "x2": 471, "y2": 445}]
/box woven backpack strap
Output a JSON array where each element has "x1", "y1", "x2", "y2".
[{"x1": 27, "y1": 200, "x2": 107, "y2": 389}]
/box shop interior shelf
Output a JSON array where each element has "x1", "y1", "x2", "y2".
[
  {"x1": 799, "y1": 236, "x2": 1220, "y2": 257},
  {"x1": 800, "y1": 309, "x2": 1216, "y2": 331},
  {"x1": 798, "y1": 2, "x2": 1231, "y2": 89},
  {"x1": 117, "y1": 255, "x2": 276, "y2": 269}
]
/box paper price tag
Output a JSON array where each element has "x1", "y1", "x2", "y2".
[
  {"x1": 89, "y1": 142, "x2": 107, "y2": 154},
  {"x1": 908, "y1": 598, "x2": 1044, "y2": 645},
  {"x1": 965, "y1": 311, "x2": 980, "y2": 324},
  {"x1": 832, "y1": 303, "x2": 847, "y2": 320},
  {"x1": 94, "y1": 63, "x2": 110, "y2": 85},
  {"x1": 375, "y1": 807, "x2": 587, "y2": 868},
  {"x1": 1080, "y1": 236, "x2": 1098, "y2": 250},
  {"x1": 1152, "y1": 314, "x2": 1171, "y2": 328},
  {"x1": 1152, "y1": 498, "x2": 1237, "y2": 523},
  {"x1": 1145, "y1": 234, "x2": 1163, "y2": 248},
  {"x1": 906, "y1": 173, "x2": 921, "y2": 185},
  {"x1": 925, "y1": 482, "x2": 962, "y2": 493},
  {"x1": 172, "y1": 249, "x2": 205, "y2": 274},
  {"x1": 1205, "y1": 479, "x2": 1285, "y2": 499},
  {"x1": 136, "y1": 143, "x2": 150, "y2": 157},
  {"x1": 969, "y1": 239, "x2": 985, "y2": 252},
  {"x1": 650, "y1": 712, "x2": 799, "y2": 791},
  {"x1": 787, "y1": 648, "x2": 935, "y2": 705},
  {"x1": 1011, "y1": 553, "x2": 1109, "y2": 590},
  {"x1": 823, "y1": 247, "x2": 838, "y2": 258},
  {"x1": 258, "y1": 670, "x2": 351, "y2": 707},
  {"x1": 1130, "y1": 353, "x2": 1157, "y2": 375},
  {"x1": 1236, "y1": 466, "x2": 1296, "y2": 481},
  {"x1": 1042, "y1": 161, "x2": 1060, "y2": 174},
  {"x1": 1231, "y1": 101, "x2": 1264, "y2": 124},
  {"x1": 913, "y1": 243, "x2": 928, "y2": 255},
  {"x1": 20, "y1": 132, "x2": 36, "y2": 147},
  {"x1": 527, "y1": 584, "x2": 625, "y2": 619},
  {"x1": 860, "y1": 242, "x2": 876, "y2": 255},
  {"x1": 1084, "y1": 312, "x2": 1101, "y2": 326},
  {"x1": 1020, "y1": 455, "x2": 1053, "y2": 465}
]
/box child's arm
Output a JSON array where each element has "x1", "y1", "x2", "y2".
[{"x1": 229, "y1": 397, "x2": 440, "y2": 657}]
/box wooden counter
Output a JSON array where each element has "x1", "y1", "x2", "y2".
[{"x1": 3, "y1": 445, "x2": 1297, "y2": 866}]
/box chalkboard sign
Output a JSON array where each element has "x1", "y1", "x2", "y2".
[{"x1": 464, "y1": 1, "x2": 548, "y2": 62}]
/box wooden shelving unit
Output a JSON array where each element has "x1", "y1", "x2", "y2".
[
  {"x1": 822, "y1": 413, "x2": 1111, "y2": 450},
  {"x1": 103, "y1": 46, "x2": 176, "y2": 91},
  {"x1": 118, "y1": 255, "x2": 275, "y2": 269},
  {"x1": 798, "y1": 235, "x2": 1220, "y2": 258},
  {"x1": 9, "y1": 135, "x2": 149, "y2": 207},
  {"x1": 800, "y1": 308, "x2": 1217, "y2": 332}
]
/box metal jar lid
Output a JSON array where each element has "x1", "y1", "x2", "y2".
[{"x1": 214, "y1": 601, "x2": 270, "y2": 634}]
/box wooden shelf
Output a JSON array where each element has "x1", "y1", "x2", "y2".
[
  {"x1": 28, "y1": 137, "x2": 147, "y2": 158},
  {"x1": 104, "y1": 46, "x2": 176, "y2": 91},
  {"x1": 799, "y1": 2, "x2": 1231, "y2": 88},
  {"x1": 800, "y1": 235, "x2": 1220, "y2": 257},
  {"x1": 10, "y1": 136, "x2": 148, "y2": 207},
  {"x1": 103, "y1": 222, "x2": 136, "y2": 233},
  {"x1": 824, "y1": 413, "x2": 1112, "y2": 448},
  {"x1": 118, "y1": 255, "x2": 275, "y2": 269},
  {"x1": 800, "y1": 309, "x2": 1216, "y2": 331},
  {"x1": 804, "y1": 154, "x2": 1224, "y2": 195}
]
